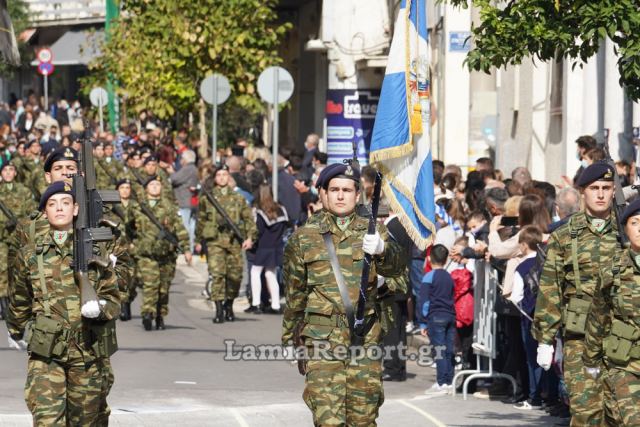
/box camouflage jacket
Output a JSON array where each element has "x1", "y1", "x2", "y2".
[
  {"x1": 195, "y1": 186, "x2": 257, "y2": 247},
  {"x1": 7, "y1": 229, "x2": 120, "y2": 361},
  {"x1": 281, "y1": 210, "x2": 405, "y2": 347},
  {"x1": 22, "y1": 157, "x2": 47, "y2": 200},
  {"x1": 533, "y1": 211, "x2": 619, "y2": 344},
  {"x1": 584, "y1": 248, "x2": 640, "y2": 372},
  {"x1": 0, "y1": 182, "x2": 36, "y2": 240},
  {"x1": 127, "y1": 168, "x2": 174, "y2": 203},
  {"x1": 96, "y1": 157, "x2": 125, "y2": 189},
  {"x1": 127, "y1": 196, "x2": 189, "y2": 258}
]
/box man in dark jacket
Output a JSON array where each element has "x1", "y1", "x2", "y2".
[{"x1": 170, "y1": 149, "x2": 198, "y2": 251}]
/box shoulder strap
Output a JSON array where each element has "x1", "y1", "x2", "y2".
[
  {"x1": 612, "y1": 252, "x2": 628, "y2": 321},
  {"x1": 35, "y1": 245, "x2": 51, "y2": 317},
  {"x1": 321, "y1": 232, "x2": 355, "y2": 335},
  {"x1": 568, "y1": 217, "x2": 583, "y2": 297}
]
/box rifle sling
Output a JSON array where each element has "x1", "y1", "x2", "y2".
[
  {"x1": 139, "y1": 203, "x2": 178, "y2": 243},
  {"x1": 321, "y1": 232, "x2": 355, "y2": 338}
]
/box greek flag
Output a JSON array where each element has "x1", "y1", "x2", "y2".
[{"x1": 369, "y1": 0, "x2": 435, "y2": 250}]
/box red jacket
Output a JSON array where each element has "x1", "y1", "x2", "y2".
[{"x1": 451, "y1": 268, "x2": 474, "y2": 328}]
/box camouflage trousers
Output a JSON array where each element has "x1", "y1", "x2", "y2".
[
  {"x1": 303, "y1": 354, "x2": 384, "y2": 426},
  {"x1": 563, "y1": 338, "x2": 603, "y2": 426},
  {"x1": 120, "y1": 261, "x2": 139, "y2": 304},
  {"x1": 206, "y1": 244, "x2": 243, "y2": 301},
  {"x1": 0, "y1": 242, "x2": 8, "y2": 297},
  {"x1": 601, "y1": 367, "x2": 640, "y2": 426},
  {"x1": 138, "y1": 256, "x2": 176, "y2": 317},
  {"x1": 25, "y1": 350, "x2": 113, "y2": 426}
]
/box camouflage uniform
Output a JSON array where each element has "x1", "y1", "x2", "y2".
[
  {"x1": 22, "y1": 157, "x2": 47, "y2": 200},
  {"x1": 533, "y1": 211, "x2": 618, "y2": 426},
  {"x1": 0, "y1": 181, "x2": 36, "y2": 299},
  {"x1": 282, "y1": 210, "x2": 404, "y2": 426},
  {"x1": 584, "y1": 248, "x2": 640, "y2": 426},
  {"x1": 127, "y1": 197, "x2": 189, "y2": 318},
  {"x1": 195, "y1": 186, "x2": 256, "y2": 303},
  {"x1": 7, "y1": 228, "x2": 120, "y2": 426},
  {"x1": 111, "y1": 199, "x2": 138, "y2": 306}
]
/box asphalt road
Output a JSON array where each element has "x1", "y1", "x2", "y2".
[{"x1": 0, "y1": 257, "x2": 560, "y2": 426}]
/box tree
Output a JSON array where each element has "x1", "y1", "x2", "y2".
[
  {"x1": 448, "y1": 0, "x2": 640, "y2": 99},
  {"x1": 0, "y1": 0, "x2": 31, "y2": 78},
  {"x1": 83, "y1": 0, "x2": 290, "y2": 120}
]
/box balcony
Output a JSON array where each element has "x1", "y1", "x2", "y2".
[{"x1": 24, "y1": 0, "x2": 106, "y2": 27}]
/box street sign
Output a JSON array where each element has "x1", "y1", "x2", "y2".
[
  {"x1": 37, "y1": 62, "x2": 54, "y2": 76},
  {"x1": 36, "y1": 48, "x2": 53, "y2": 64},
  {"x1": 257, "y1": 66, "x2": 294, "y2": 105},
  {"x1": 200, "y1": 74, "x2": 231, "y2": 106},
  {"x1": 90, "y1": 87, "x2": 109, "y2": 108}
]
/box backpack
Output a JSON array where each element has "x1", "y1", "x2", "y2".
[{"x1": 521, "y1": 242, "x2": 548, "y2": 315}]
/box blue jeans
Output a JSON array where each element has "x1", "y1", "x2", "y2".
[
  {"x1": 179, "y1": 208, "x2": 196, "y2": 252},
  {"x1": 521, "y1": 319, "x2": 543, "y2": 401},
  {"x1": 410, "y1": 258, "x2": 425, "y2": 321},
  {"x1": 427, "y1": 312, "x2": 456, "y2": 386}
]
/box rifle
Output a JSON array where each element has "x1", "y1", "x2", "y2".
[
  {"x1": 73, "y1": 138, "x2": 121, "y2": 305},
  {"x1": 0, "y1": 198, "x2": 17, "y2": 230},
  {"x1": 351, "y1": 170, "x2": 383, "y2": 346},
  {"x1": 351, "y1": 141, "x2": 370, "y2": 217},
  {"x1": 602, "y1": 139, "x2": 628, "y2": 247},
  {"x1": 199, "y1": 183, "x2": 245, "y2": 243}
]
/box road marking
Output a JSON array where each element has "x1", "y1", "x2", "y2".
[
  {"x1": 174, "y1": 381, "x2": 197, "y2": 385},
  {"x1": 229, "y1": 407, "x2": 250, "y2": 427},
  {"x1": 397, "y1": 399, "x2": 447, "y2": 427}
]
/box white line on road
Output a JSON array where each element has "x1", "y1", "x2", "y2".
[
  {"x1": 174, "y1": 381, "x2": 197, "y2": 385},
  {"x1": 398, "y1": 399, "x2": 447, "y2": 427},
  {"x1": 229, "y1": 407, "x2": 250, "y2": 427}
]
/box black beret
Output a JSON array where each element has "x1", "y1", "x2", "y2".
[
  {"x1": 622, "y1": 199, "x2": 640, "y2": 225},
  {"x1": 0, "y1": 160, "x2": 15, "y2": 173},
  {"x1": 215, "y1": 164, "x2": 229, "y2": 174},
  {"x1": 115, "y1": 178, "x2": 131, "y2": 189},
  {"x1": 315, "y1": 165, "x2": 332, "y2": 189},
  {"x1": 143, "y1": 155, "x2": 158, "y2": 165},
  {"x1": 39, "y1": 181, "x2": 74, "y2": 211},
  {"x1": 92, "y1": 140, "x2": 104, "y2": 149},
  {"x1": 44, "y1": 147, "x2": 78, "y2": 172},
  {"x1": 576, "y1": 162, "x2": 614, "y2": 187},
  {"x1": 24, "y1": 137, "x2": 37, "y2": 149},
  {"x1": 143, "y1": 174, "x2": 161, "y2": 188},
  {"x1": 320, "y1": 162, "x2": 361, "y2": 190}
]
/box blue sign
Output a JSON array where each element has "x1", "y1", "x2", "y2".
[
  {"x1": 326, "y1": 89, "x2": 380, "y2": 165},
  {"x1": 449, "y1": 31, "x2": 471, "y2": 52},
  {"x1": 37, "y1": 62, "x2": 54, "y2": 76}
]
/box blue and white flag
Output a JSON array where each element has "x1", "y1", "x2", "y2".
[{"x1": 369, "y1": 0, "x2": 435, "y2": 250}]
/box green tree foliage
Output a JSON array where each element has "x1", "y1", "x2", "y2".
[
  {"x1": 0, "y1": 0, "x2": 31, "y2": 78},
  {"x1": 84, "y1": 0, "x2": 290, "y2": 119},
  {"x1": 447, "y1": 0, "x2": 640, "y2": 99}
]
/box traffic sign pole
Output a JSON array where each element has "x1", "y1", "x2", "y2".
[
  {"x1": 272, "y1": 68, "x2": 279, "y2": 202},
  {"x1": 212, "y1": 78, "x2": 218, "y2": 162},
  {"x1": 98, "y1": 96, "x2": 104, "y2": 133},
  {"x1": 43, "y1": 73, "x2": 48, "y2": 113}
]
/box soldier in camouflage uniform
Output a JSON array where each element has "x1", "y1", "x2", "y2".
[
  {"x1": 93, "y1": 141, "x2": 116, "y2": 189},
  {"x1": 21, "y1": 138, "x2": 47, "y2": 200},
  {"x1": 0, "y1": 161, "x2": 36, "y2": 319},
  {"x1": 113, "y1": 178, "x2": 137, "y2": 321},
  {"x1": 533, "y1": 162, "x2": 619, "y2": 426},
  {"x1": 127, "y1": 175, "x2": 191, "y2": 331},
  {"x1": 583, "y1": 199, "x2": 640, "y2": 426},
  {"x1": 195, "y1": 165, "x2": 256, "y2": 324},
  {"x1": 282, "y1": 163, "x2": 405, "y2": 426},
  {"x1": 6, "y1": 181, "x2": 120, "y2": 426}
]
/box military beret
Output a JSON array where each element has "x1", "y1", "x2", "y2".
[
  {"x1": 143, "y1": 155, "x2": 158, "y2": 165},
  {"x1": 115, "y1": 178, "x2": 131, "y2": 189},
  {"x1": 576, "y1": 162, "x2": 614, "y2": 187},
  {"x1": 143, "y1": 174, "x2": 161, "y2": 188},
  {"x1": 44, "y1": 147, "x2": 78, "y2": 172},
  {"x1": 622, "y1": 199, "x2": 640, "y2": 224},
  {"x1": 0, "y1": 160, "x2": 15, "y2": 173},
  {"x1": 320, "y1": 162, "x2": 361, "y2": 190},
  {"x1": 215, "y1": 164, "x2": 229, "y2": 175},
  {"x1": 315, "y1": 165, "x2": 331, "y2": 189},
  {"x1": 24, "y1": 136, "x2": 37, "y2": 149},
  {"x1": 39, "y1": 181, "x2": 74, "y2": 211}
]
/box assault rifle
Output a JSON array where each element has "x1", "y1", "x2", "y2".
[
  {"x1": 352, "y1": 141, "x2": 370, "y2": 217},
  {"x1": 0, "y1": 198, "x2": 17, "y2": 230},
  {"x1": 73, "y1": 138, "x2": 121, "y2": 305},
  {"x1": 351, "y1": 169, "x2": 383, "y2": 346},
  {"x1": 199, "y1": 183, "x2": 245, "y2": 243},
  {"x1": 603, "y1": 138, "x2": 628, "y2": 248}
]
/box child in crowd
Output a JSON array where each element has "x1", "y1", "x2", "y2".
[
  {"x1": 418, "y1": 244, "x2": 457, "y2": 395},
  {"x1": 448, "y1": 236, "x2": 475, "y2": 373}
]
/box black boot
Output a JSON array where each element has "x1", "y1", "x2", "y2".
[
  {"x1": 0, "y1": 297, "x2": 8, "y2": 320},
  {"x1": 142, "y1": 313, "x2": 153, "y2": 331},
  {"x1": 156, "y1": 316, "x2": 165, "y2": 330},
  {"x1": 224, "y1": 299, "x2": 235, "y2": 321},
  {"x1": 119, "y1": 302, "x2": 131, "y2": 321},
  {"x1": 213, "y1": 301, "x2": 224, "y2": 324}
]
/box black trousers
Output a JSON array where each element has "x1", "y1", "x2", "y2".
[{"x1": 382, "y1": 299, "x2": 408, "y2": 379}]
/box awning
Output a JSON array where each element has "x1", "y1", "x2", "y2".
[{"x1": 30, "y1": 29, "x2": 103, "y2": 66}]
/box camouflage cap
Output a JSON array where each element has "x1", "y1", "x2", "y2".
[
  {"x1": 39, "y1": 181, "x2": 75, "y2": 211},
  {"x1": 576, "y1": 162, "x2": 614, "y2": 187},
  {"x1": 44, "y1": 147, "x2": 78, "y2": 172}
]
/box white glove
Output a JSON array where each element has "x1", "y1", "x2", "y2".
[
  {"x1": 376, "y1": 275, "x2": 385, "y2": 288},
  {"x1": 363, "y1": 232, "x2": 385, "y2": 255},
  {"x1": 109, "y1": 254, "x2": 117, "y2": 268},
  {"x1": 81, "y1": 300, "x2": 102, "y2": 318},
  {"x1": 585, "y1": 367, "x2": 600, "y2": 379},
  {"x1": 8, "y1": 332, "x2": 27, "y2": 351},
  {"x1": 536, "y1": 343, "x2": 554, "y2": 371}
]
